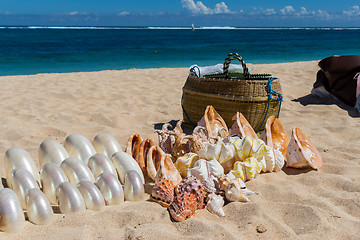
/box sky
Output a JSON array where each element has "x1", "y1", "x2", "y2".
[{"x1": 0, "y1": 0, "x2": 360, "y2": 27}]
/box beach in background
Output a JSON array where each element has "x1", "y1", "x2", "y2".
[{"x1": 0, "y1": 60, "x2": 359, "y2": 239}]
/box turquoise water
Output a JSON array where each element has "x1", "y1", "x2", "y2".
[{"x1": 0, "y1": 26, "x2": 359, "y2": 76}]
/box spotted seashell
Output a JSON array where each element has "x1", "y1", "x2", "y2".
[
  {"x1": 87, "y1": 153, "x2": 117, "y2": 180},
  {"x1": 92, "y1": 132, "x2": 122, "y2": 159},
  {"x1": 150, "y1": 178, "x2": 175, "y2": 208},
  {"x1": 187, "y1": 159, "x2": 224, "y2": 183},
  {"x1": 4, "y1": 147, "x2": 41, "y2": 188},
  {"x1": 169, "y1": 192, "x2": 197, "y2": 222},
  {"x1": 0, "y1": 188, "x2": 25, "y2": 233},
  {"x1": 175, "y1": 176, "x2": 206, "y2": 210},
  {"x1": 25, "y1": 188, "x2": 54, "y2": 225},
  {"x1": 64, "y1": 133, "x2": 96, "y2": 164},
  {"x1": 230, "y1": 157, "x2": 262, "y2": 182},
  {"x1": 206, "y1": 193, "x2": 225, "y2": 217},
  {"x1": 174, "y1": 153, "x2": 199, "y2": 178}
]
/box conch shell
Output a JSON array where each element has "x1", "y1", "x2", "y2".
[
  {"x1": 286, "y1": 128, "x2": 323, "y2": 170},
  {"x1": 135, "y1": 138, "x2": 155, "y2": 174},
  {"x1": 218, "y1": 175, "x2": 255, "y2": 202},
  {"x1": 260, "y1": 116, "x2": 290, "y2": 161},
  {"x1": 206, "y1": 193, "x2": 225, "y2": 217},
  {"x1": 125, "y1": 133, "x2": 143, "y2": 159},
  {"x1": 229, "y1": 112, "x2": 258, "y2": 139},
  {"x1": 175, "y1": 153, "x2": 200, "y2": 178},
  {"x1": 197, "y1": 106, "x2": 229, "y2": 139},
  {"x1": 155, "y1": 154, "x2": 182, "y2": 186},
  {"x1": 146, "y1": 146, "x2": 165, "y2": 181}
]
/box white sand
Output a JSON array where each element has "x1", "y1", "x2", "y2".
[{"x1": 0, "y1": 61, "x2": 359, "y2": 239}]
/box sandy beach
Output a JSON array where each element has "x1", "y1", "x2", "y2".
[{"x1": 0, "y1": 60, "x2": 359, "y2": 239}]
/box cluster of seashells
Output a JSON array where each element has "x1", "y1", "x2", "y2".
[
  {"x1": 0, "y1": 133, "x2": 146, "y2": 233},
  {"x1": 145, "y1": 105, "x2": 323, "y2": 221}
]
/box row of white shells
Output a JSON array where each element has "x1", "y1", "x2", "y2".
[{"x1": 0, "y1": 133, "x2": 145, "y2": 233}]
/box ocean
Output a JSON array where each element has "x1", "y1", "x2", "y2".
[{"x1": 0, "y1": 26, "x2": 359, "y2": 76}]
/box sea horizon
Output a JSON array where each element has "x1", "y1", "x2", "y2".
[{"x1": 0, "y1": 25, "x2": 359, "y2": 76}]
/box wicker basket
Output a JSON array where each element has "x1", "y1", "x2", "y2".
[{"x1": 181, "y1": 53, "x2": 282, "y2": 132}]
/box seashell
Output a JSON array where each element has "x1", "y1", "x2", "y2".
[
  {"x1": 55, "y1": 182, "x2": 86, "y2": 213},
  {"x1": 229, "y1": 112, "x2": 258, "y2": 139},
  {"x1": 197, "y1": 105, "x2": 229, "y2": 139},
  {"x1": 175, "y1": 176, "x2": 206, "y2": 210},
  {"x1": 135, "y1": 138, "x2": 154, "y2": 174},
  {"x1": 60, "y1": 157, "x2": 95, "y2": 185},
  {"x1": 40, "y1": 162, "x2": 69, "y2": 205},
  {"x1": 230, "y1": 157, "x2": 262, "y2": 182},
  {"x1": 88, "y1": 153, "x2": 117, "y2": 179},
  {"x1": 202, "y1": 175, "x2": 221, "y2": 194},
  {"x1": 146, "y1": 146, "x2": 164, "y2": 181},
  {"x1": 124, "y1": 170, "x2": 145, "y2": 202},
  {"x1": 0, "y1": 188, "x2": 25, "y2": 233},
  {"x1": 180, "y1": 127, "x2": 209, "y2": 155},
  {"x1": 150, "y1": 178, "x2": 175, "y2": 208},
  {"x1": 4, "y1": 147, "x2": 41, "y2": 188},
  {"x1": 169, "y1": 192, "x2": 197, "y2": 222},
  {"x1": 25, "y1": 188, "x2": 54, "y2": 225},
  {"x1": 92, "y1": 132, "x2": 122, "y2": 158},
  {"x1": 111, "y1": 151, "x2": 144, "y2": 184},
  {"x1": 187, "y1": 159, "x2": 224, "y2": 183},
  {"x1": 175, "y1": 153, "x2": 200, "y2": 178},
  {"x1": 259, "y1": 116, "x2": 290, "y2": 161},
  {"x1": 206, "y1": 193, "x2": 225, "y2": 217},
  {"x1": 77, "y1": 180, "x2": 105, "y2": 211},
  {"x1": 10, "y1": 168, "x2": 40, "y2": 209},
  {"x1": 125, "y1": 133, "x2": 143, "y2": 159},
  {"x1": 64, "y1": 133, "x2": 96, "y2": 164},
  {"x1": 95, "y1": 172, "x2": 124, "y2": 205},
  {"x1": 219, "y1": 174, "x2": 255, "y2": 201},
  {"x1": 155, "y1": 154, "x2": 182, "y2": 186},
  {"x1": 39, "y1": 139, "x2": 69, "y2": 167},
  {"x1": 286, "y1": 128, "x2": 323, "y2": 170},
  {"x1": 154, "y1": 121, "x2": 187, "y2": 157}
]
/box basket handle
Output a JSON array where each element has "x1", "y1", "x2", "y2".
[{"x1": 223, "y1": 53, "x2": 249, "y2": 77}]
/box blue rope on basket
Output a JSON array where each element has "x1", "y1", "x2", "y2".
[
  {"x1": 256, "y1": 76, "x2": 283, "y2": 133},
  {"x1": 189, "y1": 66, "x2": 200, "y2": 77}
]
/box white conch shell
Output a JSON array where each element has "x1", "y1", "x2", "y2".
[
  {"x1": 88, "y1": 153, "x2": 117, "y2": 179},
  {"x1": 4, "y1": 147, "x2": 41, "y2": 188},
  {"x1": 124, "y1": 170, "x2": 145, "y2": 202},
  {"x1": 197, "y1": 105, "x2": 229, "y2": 138},
  {"x1": 206, "y1": 193, "x2": 225, "y2": 217},
  {"x1": 155, "y1": 154, "x2": 182, "y2": 186},
  {"x1": 60, "y1": 157, "x2": 95, "y2": 185},
  {"x1": 25, "y1": 188, "x2": 54, "y2": 225},
  {"x1": 0, "y1": 188, "x2": 25, "y2": 233},
  {"x1": 146, "y1": 146, "x2": 164, "y2": 181},
  {"x1": 111, "y1": 152, "x2": 144, "y2": 184},
  {"x1": 187, "y1": 159, "x2": 224, "y2": 182},
  {"x1": 55, "y1": 182, "x2": 86, "y2": 213},
  {"x1": 10, "y1": 168, "x2": 40, "y2": 209},
  {"x1": 95, "y1": 172, "x2": 124, "y2": 205},
  {"x1": 219, "y1": 175, "x2": 255, "y2": 202},
  {"x1": 64, "y1": 133, "x2": 96, "y2": 164},
  {"x1": 40, "y1": 162, "x2": 69, "y2": 205},
  {"x1": 286, "y1": 128, "x2": 323, "y2": 170},
  {"x1": 175, "y1": 153, "x2": 200, "y2": 178},
  {"x1": 229, "y1": 112, "x2": 258, "y2": 139},
  {"x1": 39, "y1": 139, "x2": 69, "y2": 167},
  {"x1": 92, "y1": 133, "x2": 122, "y2": 158},
  {"x1": 230, "y1": 157, "x2": 262, "y2": 182},
  {"x1": 77, "y1": 180, "x2": 105, "y2": 211}
]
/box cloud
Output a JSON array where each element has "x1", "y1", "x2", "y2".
[
  {"x1": 343, "y1": 5, "x2": 360, "y2": 16},
  {"x1": 181, "y1": 0, "x2": 231, "y2": 14},
  {"x1": 117, "y1": 11, "x2": 130, "y2": 16},
  {"x1": 68, "y1": 11, "x2": 78, "y2": 16},
  {"x1": 280, "y1": 6, "x2": 295, "y2": 15}
]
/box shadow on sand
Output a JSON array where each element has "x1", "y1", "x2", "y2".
[
  {"x1": 153, "y1": 119, "x2": 194, "y2": 135},
  {"x1": 292, "y1": 94, "x2": 360, "y2": 118}
]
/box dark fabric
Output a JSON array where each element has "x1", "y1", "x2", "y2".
[{"x1": 314, "y1": 55, "x2": 360, "y2": 107}]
